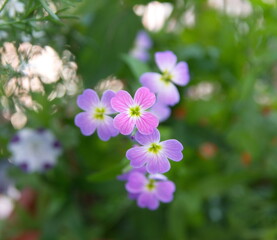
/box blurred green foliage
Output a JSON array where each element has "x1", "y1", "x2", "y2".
[{"x1": 1, "y1": 0, "x2": 277, "y2": 239}]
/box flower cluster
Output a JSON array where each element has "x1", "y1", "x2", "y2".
[{"x1": 75, "y1": 50, "x2": 189, "y2": 210}]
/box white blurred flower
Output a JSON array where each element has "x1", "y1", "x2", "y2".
[
  {"x1": 95, "y1": 76, "x2": 124, "y2": 94},
  {"x1": 8, "y1": 128, "x2": 62, "y2": 172},
  {"x1": 134, "y1": 2, "x2": 173, "y2": 32},
  {"x1": 0, "y1": 42, "x2": 80, "y2": 124},
  {"x1": 20, "y1": 45, "x2": 63, "y2": 84},
  {"x1": 32, "y1": 30, "x2": 44, "y2": 38},
  {"x1": 187, "y1": 82, "x2": 218, "y2": 100},
  {"x1": 0, "y1": 0, "x2": 25, "y2": 18},
  {"x1": 0, "y1": 31, "x2": 8, "y2": 40},
  {"x1": 208, "y1": 0, "x2": 252, "y2": 17},
  {"x1": 0, "y1": 161, "x2": 20, "y2": 220},
  {"x1": 0, "y1": 195, "x2": 14, "y2": 220},
  {"x1": 20, "y1": 33, "x2": 31, "y2": 42},
  {"x1": 182, "y1": 7, "x2": 195, "y2": 28}
]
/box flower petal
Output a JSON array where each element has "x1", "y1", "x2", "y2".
[
  {"x1": 140, "y1": 72, "x2": 162, "y2": 93},
  {"x1": 155, "y1": 51, "x2": 177, "y2": 72},
  {"x1": 136, "y1": 112, "x2": 159, "y2": 135},
  {"x1": 149, "y1": 173, "x2": 168, "y2": 181},
  {"x1": 126, "y1": 146, "x2": 149, "y2": 168},
  {"x1": 172, "y1": 62, "x2": 190, "y2": 86},
  {"x1": 131, "y1": 48, "x2": 150, "y2": 62},
  {"x1": 101, "y1": 90, "x2": 116, "y2": 114},
  {"x1": 138, "y1": 192, "x2": 159, "y2": 210},
  {"x1": 128, "y1": 193, "x2": 140, "y2": 200},
  {"x1": 150, "y1": 101, "x2": 171, "y2": 122},
  {"x1": 155, "y1": 181, "x2": 175, "y2": 203},
  {"x1": 97, "y1": 116, "x2": 119, "y2": 141},
  {"x1": 74, "y1": 112, "x2": 96, "y2": 136},
  {"x1": 135, "y1": 128, "x2": 160, "y2": 145},
  {"x1": 117, "y1": 166, "x2": 146, "y2": 181},
  {"x1": 77, "y1": 89, "x2": 99, "y2": 111},
  {"x1": 146, "y1": 154, "x2": 171, "y2": 174},
  {"x1": 135, "y1": 31, "x2": 152, "y2": 49},
  {"x1": 125, "y1": 172, "x2": 147, "y2": 194},
  {"x1": 113, "y1": 113, "x2": 135, "y2": 135},
  {"x1": 161, "y1": 139, "x2": 183, "y2": 161},
  {"x1": 157, "y1": 82, "x2": 180, "y2": 106},
  {"x1": 134, "y1": 87, "x2": 156, "y2": 110},
  {"x1": 111, "y1": 90, "x2": 133, "y2": 112}
]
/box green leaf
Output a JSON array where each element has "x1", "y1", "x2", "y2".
[
  {"x1": 87, "y1": 159, "x2": 128, "y2": 182},
  {"x1": 39, "y1": 0, "x2": 60, "y2": 22},
  {"x1": 121, "y1": 54, "x2": 151, "y2": 80}
]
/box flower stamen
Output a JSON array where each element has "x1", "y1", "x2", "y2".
[
  {"x1": 146, "y1": 179, "x2": 156, "y2": 191},
  {"x1": 161, "y1": 70, "x2": 172, "y2": 84},
  {"x1": 94, "y1": 107, "x2": 105, "y2": 120},
  {"x1": 148, "y1": 143, "x2": 162, "y2": 154},
  {"x1": 129, "y1": 105, "x2": 141, "y2": 117}
]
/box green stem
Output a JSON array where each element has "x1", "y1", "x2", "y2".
[
  {"x1": 0, "y1": 0, "x2": 9, "y2": 14},
  {"x1": 39, "y1": 0, "x2": 60, "y2": 21}
]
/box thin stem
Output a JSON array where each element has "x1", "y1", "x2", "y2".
[
  {"x1": 0, "y1": 0, "x2": 9, "y2": 14},
  {"x1": 39, "y1": 0, "x2": 60, "y2": 21}
]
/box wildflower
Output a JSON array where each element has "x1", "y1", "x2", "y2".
[
  {"x1": 126, "y1": 129, "x2": 183, "y2": 174},
  {"x1": 8, "y1": 128, "x2": 62, "y2": 172},
  {"x1": 150, "y1": 101, "x2": 171, "y2": 122},
  {"x1": 75, "y1": 89, "x2": 119, "y2": 141},
  {"x1": 125, "y1": 171, "x2": 175, "y2": 210},
  {"x1": 1, "y1": 0, "x2": 24, "y2": 18},
  {"x1": 111, "y1": 87, "x2": 159, "y2": 135},
  {"x1": 140, "y1": 51, "x2": 190, "y2": 106},
  {"x1": 130, "y1": 31, "x2": 152, "y2": 62}
]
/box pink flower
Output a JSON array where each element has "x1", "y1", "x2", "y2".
[
  {"x1": 126, "y1": 129, "x2": 183, "y2": 174},
  {"x1": 140, "y1": 51, "x2": 190, "y2": 106},
  {"x1": 111, "y1": 87, "x2": 159, "y2": 135}
]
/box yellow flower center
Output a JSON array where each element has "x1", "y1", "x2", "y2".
[
  {"x1": 161, "y1": 70, "x2": 172, "y2": 84},
  {"x1": 146, "y1": 179, "x2": 156, "y2": 191},
  {"x1": 148, "y1": 143, "x2": 162, "y2": 154},
  {"x1": 94, "y1": 107, "x2": 105, "y2": 120},
  {"x1": 129, "y1": 105, "x2": 141, "y2": 117}
]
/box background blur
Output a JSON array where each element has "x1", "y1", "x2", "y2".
[{"x1": 1, "y1": 0, "x2": 277, "y2": 239}]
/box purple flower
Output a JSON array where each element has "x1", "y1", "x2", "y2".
[
  {"x1": 150, "y1": 101, "x2": 171, "y2": 122},
  {"x1": 111, "y1": 87, "x2": 159, "y2": 135},
  {"x1": 125, "y1": 171, "x2": 175, "y2": 210},
  {"x1": 135, "y1": 31, "x2": 152, "y2": 49},
  {"x1": 140, "y1": 51, "x2": 190, "y2": 106},
  {"x1": 130, "y1": 48, "x2": 150, "y2": 63},
  {"x1": 126, "y1": 129, "x2": 183, "y2": 174},
  {"x1": 74, "y1": 89, "x2": 119, "y2": 141},
  {"x1": 8, "y1": 128, "x2": 62, "y2": 172},
  {"x1": 130, "y1": 31, "x2": 152, "y2": 62}
]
